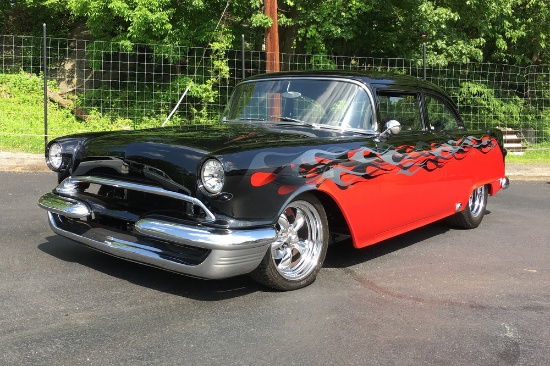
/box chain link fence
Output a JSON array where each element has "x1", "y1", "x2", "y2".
[{"x1": 1, "y1": 34, "x2": 549, "y2": 154}]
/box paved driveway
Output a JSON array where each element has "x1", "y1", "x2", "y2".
[{"x1": 1, "y1": 172, "x2": 549, "y2": 365}]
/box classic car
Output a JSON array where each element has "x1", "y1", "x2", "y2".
[{"x1": 38, "y1": 70, "x2": 509, "y2": 290}]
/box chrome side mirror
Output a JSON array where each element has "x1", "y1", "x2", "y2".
[
  {"x1": 376, "y1": 120, "x2": 401, "y2": 142},
  {"x1": 385, "y1": 120, "x2": 402, "y2": 135}
]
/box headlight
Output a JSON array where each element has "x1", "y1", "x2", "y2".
[
  {"x1": 200, "y1": 159, "x2": 225, "y2": 194},
  {"x1": 47, "y1": 142, "x2": 63, "y2": 171}
]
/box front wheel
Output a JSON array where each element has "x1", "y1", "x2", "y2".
[
  {"x1": 447, "y1": 185, "x2": 488, "y2": 229},
  {"x1": 251, "y1": 194, "x2": 329, "y2": 291}
]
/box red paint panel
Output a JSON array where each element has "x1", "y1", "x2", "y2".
[{"x1": 317, "y1": 137, "x2": 506, "y2": 249}]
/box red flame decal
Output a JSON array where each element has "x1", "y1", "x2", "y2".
[
  {"x1": 278, "y1": 185, "x2": 299, "y2": 195},
  {"x1": 251, "y1": 172, "x2": 277, "y2": 187}
]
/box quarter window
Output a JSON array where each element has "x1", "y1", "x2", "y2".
[{"x1": 424, "y1": 95, "x2": 462, "y2": 131}]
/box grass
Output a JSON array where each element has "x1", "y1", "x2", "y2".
[
  {"x1": 0, "y1": 71, "x2": 180, "y2": 153},
  {"x1": 506, "y1": 143, "x2": 550, "y2": 163}
]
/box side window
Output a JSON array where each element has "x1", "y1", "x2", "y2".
[
  {"x1": 424, "y1": 95, "x2": 462, "y2": 131},
  {"x1": 377, "y1": 93, "x2": 423, "y2": 131},
  {"x1": 335, "y1": 89, "x2": 374, "y2": 130}
]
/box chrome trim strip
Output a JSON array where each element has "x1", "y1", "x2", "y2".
[
  {"x1": 56, "y1": 176, "x2": 217, "y2": 222},
  {"x1": 135, "y1": 218, "x2": 277, "y2": 250},
  {"x1": 38, "y1": 192, "x2": 91, "y2": 218}
]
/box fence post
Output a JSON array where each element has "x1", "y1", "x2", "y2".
[
  {"x1": 242, "y1": 34, "x2": 245, "y2": 80},
  {"x1": 43, "y1": 23, "x2": 48, "y2": 151},
  {"x1": 423, "y1": 43, "x2": 426, "y2": 80}
]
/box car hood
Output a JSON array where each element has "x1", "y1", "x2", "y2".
[{"x1": 69, "y1": 122, "x2": 367, "y2": 194}]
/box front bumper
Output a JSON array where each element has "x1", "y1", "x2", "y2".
[{"x1": 39, "y1": 192, "x2": 276, "y2": 279}]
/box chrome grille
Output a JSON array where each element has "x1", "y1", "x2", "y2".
[{"x1": 55, "y1": 176, "x2": 216, "y2": 223}]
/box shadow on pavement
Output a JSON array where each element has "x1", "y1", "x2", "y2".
[
  {"x1": 38, "y1": 235, "x2": 266, "y2": 300},
  {"x1": 39, "y1": 218, "x2": 458, "y2": 298},
  {"x1": 324, "y1": 220, "x2": 451, "y2": 269}
]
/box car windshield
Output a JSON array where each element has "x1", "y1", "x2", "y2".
[{"x1": 223, "y1": 79, "x2": 375, "y2": 132}]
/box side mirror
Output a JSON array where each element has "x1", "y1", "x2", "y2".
[
  {"x1": 385, "y1": 120, "x2": 402, "y2": 136},
  {"x1": 376, "y1": 120, "x2": 401, "y2": 142}
]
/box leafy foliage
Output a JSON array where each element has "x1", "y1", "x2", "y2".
[
  {"x1": 453, "y1": 82, "x2": 525, "y2": 129},
  {"x1": 0, "y1": 0, "x2": 73, "y2": 37},
  {"x1": 4, "y1": 0, "x2": 550, "y2": 66},
  {"x1": 0, "y1": 71, "x2": 158, "y2": 152}
]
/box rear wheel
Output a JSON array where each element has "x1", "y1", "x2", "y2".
[
  {"x1": 251, "y1": 194, "x2": 329, "y2": 291},
  {"x1": 447, "y1": 185, "x2": 488, "y2": 229}
]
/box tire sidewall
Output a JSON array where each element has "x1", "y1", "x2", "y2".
[
  {"x1": 461, "y1": 185, "x2": 489, "y2": 228},
  {"x1": 253, "y1": 193, "x2": 329, "y2": 291}
]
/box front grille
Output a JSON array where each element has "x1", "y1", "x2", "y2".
[
  {"x1": 50, "y1": 176, "x2": 219, "y2": 266},
  {"x1": 56, "y1": 176, "x2": 215, "y2": 224},
  {"x1": 90, "y1": 213, "x2": 136, "y2": 233}
]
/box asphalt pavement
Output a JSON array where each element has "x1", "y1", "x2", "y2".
[{"x1": 0, "y1": 170, "x2": 549, "y2": 365}]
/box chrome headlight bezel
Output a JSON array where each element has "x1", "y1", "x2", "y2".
[
  {"x1": 46, "y1": 142, "x2": 63, "y2": 171},
  {"x1": 200, "y1": 158, "x2": 225, "y2": 195}
]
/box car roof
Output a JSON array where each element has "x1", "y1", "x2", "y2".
[{"x1": 245, "y1": 70, "x2": 448, "y2": 95}]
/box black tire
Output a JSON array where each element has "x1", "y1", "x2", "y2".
[
  {"x1": 251, "y1": 193, "x2": 329, "y2": 291},
  {"x1": 446, "y1": 185, "x2": 488, "y2": 229}
]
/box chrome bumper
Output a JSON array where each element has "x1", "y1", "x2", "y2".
[{"x1": 38, "y1": 193, "x2": 276, "y2": 279}]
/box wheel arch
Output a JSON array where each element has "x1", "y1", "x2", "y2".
[
  {"x1": 277, "y1": 188, "x2": 351, "y2": 243},
  {"x1": 313, "y1": 190, "x2": 351, "y2": 242}
]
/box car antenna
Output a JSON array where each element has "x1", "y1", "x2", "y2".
[{"x1": 161, "y1": 0, "x2": 232, "y2": 127}]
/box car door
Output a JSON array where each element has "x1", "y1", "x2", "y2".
[
  {"x1": 373, "y1": 89, "x2": 447, "y2": 240},
  {"x1": 422, "y1": 91, "x2": 482, "y2": 216}
]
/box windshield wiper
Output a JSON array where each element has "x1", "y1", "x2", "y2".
[
  {"x1": 223, "y1": 117, "x2": 266, "y2": 124},
  {"x1": 310, "y1": 123, "x2": 377, "y2": 136},
  {"x1": 270, "y1": 115, "x2": 316, "y2": 127},
  {"x1": 238, "y1": 117, "x2": 266, "y2": 121},
  {"x1": 271, "y1": 115, "x2": 304, "y2": 123}
]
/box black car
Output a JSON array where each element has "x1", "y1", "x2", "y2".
[{"x1": 39, "y1": 70, "x2": 508, "y2": 290}]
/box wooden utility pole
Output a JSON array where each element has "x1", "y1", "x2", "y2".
[{"x1": 265, "y1": 0, "x2": 280, "y2": 72}]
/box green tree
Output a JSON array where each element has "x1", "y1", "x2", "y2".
[
  {"x1": 5, "y1": 0, "x2": 550, "y2": 66},
  {"x1": 0, "y1": 0, "x2": 73, "y2": 37},
  {"x1": 66, "y1": 0, "x2": 263, "y2": 47},
  {"x1": 507, "y1": 0, "x2": 550, "y2": 64},
  {"x1": 279, "y1": 0, "x2": 375, "y2": 54}
]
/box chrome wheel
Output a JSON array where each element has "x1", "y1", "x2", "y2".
[
  {"x1": 469, "y1": 185, "x2": 486, "y2": 218},
  {"x1": 251, "y1": 194, "x2": 328, "y2": 290},
  {"x1": 446, "y1": 184, "x2": 488, "y2": 229},
  {"x1": 271, "y1": 200, "x2": 324, "y2": 281}
]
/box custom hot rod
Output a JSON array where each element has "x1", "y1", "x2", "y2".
[{"x1": 38, "y1": 70, "x2": 509, "y2": 290}]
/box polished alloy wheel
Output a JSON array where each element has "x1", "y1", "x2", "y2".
[
  {"x1": 271, "y1": 200, "x2": 324, "y2": 281},
  {"x1": 469, "y1": 185, "x2": 486, "y2": 218},
  {"x1": 446, "y1": 184, "x2": 488, "y2": 229}
]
